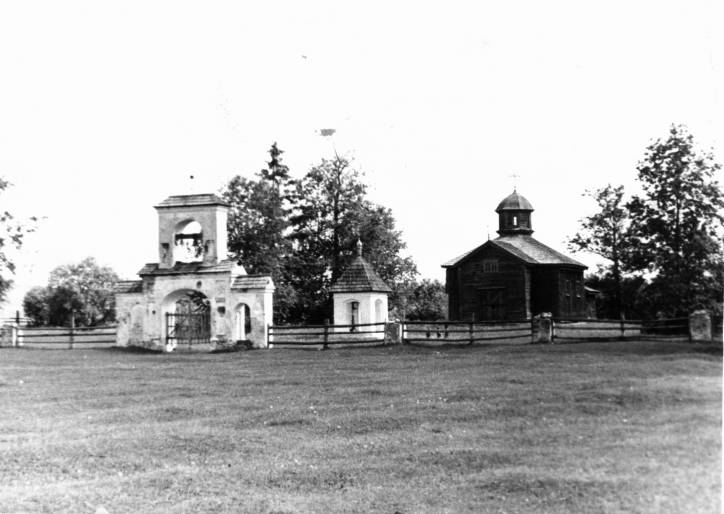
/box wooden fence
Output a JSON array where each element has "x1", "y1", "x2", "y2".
[
  {"x1": 403, "y1": 320, "x2": 532, "y2": 345},
  {"x1": 12, "y1": 325, "x2": 117, "y2": 349},
  {"x1": 552, "y1": 317, "x2": 690, "y2": 342},
  {"x1": 268, "y1": 322, "x2": 387, "y2": 348}
]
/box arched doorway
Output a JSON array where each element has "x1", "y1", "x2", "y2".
[
  {"x1": 234, "y1": 303, "x2": 252, "y2": 341},
  {"x1": 163, "y1": 289, "x2": 210, "y2": 347}
]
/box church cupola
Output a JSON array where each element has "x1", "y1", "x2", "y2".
[{"x1": 496, "y1": 190, "x2": 534, "y2": 236}]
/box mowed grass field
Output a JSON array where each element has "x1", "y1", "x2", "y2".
[{"x1": 0, "y1": 341, "x2": 720, "y2": 514}]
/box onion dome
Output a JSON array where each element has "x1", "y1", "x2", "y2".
[{"x1": 495, "y1": 190, "x2": 534, "y2": 212}]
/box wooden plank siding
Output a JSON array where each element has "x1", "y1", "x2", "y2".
[
  {"x1": 447, "y1": 254, "x2": 587, "y2": 321},
  {"x1": 449, "y1": 246, "x2": 529, "y2": 321}
]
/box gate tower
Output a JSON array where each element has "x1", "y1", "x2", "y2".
[{"x1": 114, "y1": 193, "x2": 274, "y2": 350}]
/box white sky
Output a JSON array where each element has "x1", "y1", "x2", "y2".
[{"x1": 0, "y1": 0, "x2": 722, "y2": 317}]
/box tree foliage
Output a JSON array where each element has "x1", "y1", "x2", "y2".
[
  {"x1": 0, "y1": 177, "x2": 36, "y2": 303},
  {"x1": 23, "y1": 257, "x2": 118, "y2": 326},
  {"x1": 222, "y1": 147, "x2": 417, "y2": 323},
  {"x1": 627, "y1": 124, "x2": 723, "y2": 316},
  {"x1": 568, "y1": 185, "x2": 630, "y2": 316},
  {"x1": 390, "y1": 279, "x2": 448, "y2": 321},
  {"x1": 569, "y1": 125, "x2": 723, "y2": 318},
  {"x1": 221, "y1": 143, "x2": 298, "y2": 321}
]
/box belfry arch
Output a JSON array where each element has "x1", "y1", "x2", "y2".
[{"x1": 172, "y1": 219, "x2": 204, "y2": 263}]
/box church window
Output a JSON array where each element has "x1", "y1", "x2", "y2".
[
  {"x1": 483, "y1": 259, "x2": 499, "y2": 273},
  {"x1": 513, "y1": 215, "x2": 518, "y2": 226}
]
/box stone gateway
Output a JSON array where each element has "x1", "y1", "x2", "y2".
[{"x1": 114, "y1": 194, "x2": 274, "y2": 350}]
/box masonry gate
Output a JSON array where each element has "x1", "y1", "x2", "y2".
[{"x1": 165, "y1": 312, "x2": 211, "y2": 347}]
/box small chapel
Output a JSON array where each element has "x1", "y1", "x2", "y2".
[{"x1": 442, "y1": 190, "x2": 594, "y2": 321}]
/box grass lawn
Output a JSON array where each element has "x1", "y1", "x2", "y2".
[{"x1": 0, "y1": 341, "x2": 720, "y2": 513}]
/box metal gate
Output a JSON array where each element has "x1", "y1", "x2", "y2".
[{"x1": 166, "y1": 312, "x2": 211, "y2": 347}]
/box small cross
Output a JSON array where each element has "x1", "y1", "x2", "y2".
[{"x1": 507, "y1": 172, "x2": 520, "y2": 191}]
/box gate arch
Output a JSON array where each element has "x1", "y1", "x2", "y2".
[{"x1": 162, "y1": 289, "x2": 210, "y2": 346}]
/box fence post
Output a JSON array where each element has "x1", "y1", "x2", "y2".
[
  {"x1": 531, "y1": 317, "x2": 535, "y2": 343},
  {"x1": 619, "y1": 314, "x2": 625, "y2": 340},
  {"x1": 69, "y1": 312, "x2": 75, "y2": 350},
  {"x1": 323, "y1": 319, "x2": 329, "y2": 350},
  {"x1": 468, "y1": 321, "x2": 474, "y2": 345}
]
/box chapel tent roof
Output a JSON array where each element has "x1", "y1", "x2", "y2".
[
  {"x1": 495, "y1": 191, "x2": 534, "y2": 212},
  {"x1": 441, "y1": 235, "x2": 586, "y2": 268},
  {"x1": 155, "y1": 194, "x2": 229, "y2": 209},
  {"x1": 138, "y1": 259, "x2": 238, "y2": 276},
  {"x1": 330, "y1": 256, "x2": 392, "y2": 293}
]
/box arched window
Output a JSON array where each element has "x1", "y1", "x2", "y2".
[
  {"x1": 375, "y1": 299, "x2": 385, "y2": 323},
  {"x1": 235, "y1": 303, "x2": 252, "y2": 341},
  {"x1": 349, "y1": 301, "x2": 359, "y2": 332}
]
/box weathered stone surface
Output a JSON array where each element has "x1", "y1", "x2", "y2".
[
  {"x1": 0, "y1": 323, "x2": 17, "y2": 347},
  {"x1": 532, "y1": 312, "x2": 553, "y2": 343},
  {"x1": 384, "y1": 322, "x2": 402, "y2": 344},
  {"x1": 689, "y1": 310, "x2": 712, "y2": 342}
]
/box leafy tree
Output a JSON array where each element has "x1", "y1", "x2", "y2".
[
  {"x1": 390, "y1": 279, "x2": 448, "y2": 321},
  {"x1": 627, "y1": 124, "x2": 724, "y2": 316},
  {"x1": 221, "y1": 143, "x2": 298, "y2": 322},
  {"x1": 288, "y1": 155, "x2": 417, "y2": 322},
  {"x1": 222, "y1": 148, "x2": 417, "y2": 323},
  {"x1": 583, "y1": 269, "x2": 648, "y2": 320},
  {"x1": 22, "y1": 286, "x2": 51, "y2": 326},
  {"x1": 23, "y1": 257, "x2": 118, "y2": 326},
  {"x1": 0, "y1": 177, "x2": 36, "y2": 303},
  {"x1": 568, "y1": 185, "x2": 631, "y2": 317}
]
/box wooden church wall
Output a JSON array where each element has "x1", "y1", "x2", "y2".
[{"x1": 450, "y1": 246, "x2": 528, "y2": 321}]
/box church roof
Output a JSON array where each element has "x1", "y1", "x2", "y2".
[
  {"x1": 330, "y1": 255, "x2": 392, "y2": 293},
  {"x1": 155, "y1": 194, "x2": 229, "y2": 209},
  {"x1": 442, "y1": 235, "x2": 586, "y2": 268},
  {"x1": 138, "y1": 259, "x2": 237, "y2": 276},
  {"x1": 114, "y1": 280, "x2": 143, "y2": 294},
  {"x1": 496, "y1": 191, "x2": 534, "y2": 212}
]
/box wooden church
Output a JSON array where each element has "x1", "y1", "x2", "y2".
[{"x1": 442, "y1": 190, "x2": 593, "y2": 321}]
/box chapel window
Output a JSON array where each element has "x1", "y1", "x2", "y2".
[{"x1": 349, "y1": 301, "x2": 359, "y2": 332}]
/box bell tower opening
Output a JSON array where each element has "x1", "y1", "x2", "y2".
[
  {"x1": 155, "y1": 194, "x2": 230, "y2": 269},
  {"x1": 173, "y1": 220, "x2": 203, "y2": 263},
  {"x1": 495, "y1": 190, "x2": 534, "y2": 236}
]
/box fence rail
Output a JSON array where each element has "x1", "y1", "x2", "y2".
[
  {"x1": 552, "y1": 317, "x2": 690, "y2": 342},
  {"x1": 268, "y1": 322, "x2": 387, "y2": 348},
  {"x1": 403, "y1": 320, "x2": 532, "y2": 345},
  {"x1": 8, "y1": 326, "x2": 117, "y2": 348}
]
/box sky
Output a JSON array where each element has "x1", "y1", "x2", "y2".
[{"x1": 0, "y1": 0, "x2": 722, "y2": 317}]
